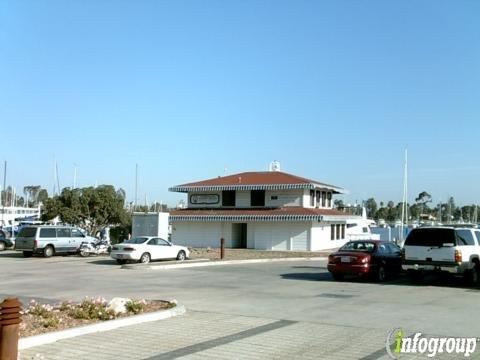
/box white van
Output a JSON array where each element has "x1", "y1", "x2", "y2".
[{"x1": 15, "y1": 226, "x2": 95, "y2": 257}]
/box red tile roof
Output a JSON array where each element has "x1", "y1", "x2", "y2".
[
  {"x1": 169, "y1": 171, "x2": 345, "y2": 193},
  {"x1": 170, "y1": 206, "x2": 350, "y2": 222}
]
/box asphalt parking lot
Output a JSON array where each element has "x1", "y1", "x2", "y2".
[{"x1": 1, "y1": 250, "x2": 480, "y2": 359}]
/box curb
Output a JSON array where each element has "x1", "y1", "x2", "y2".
[
  {"x1": 19, "y1": 305, "x2": 186, "y2": 350},
  {"x1": 122, "y1": 256, "x2": 328, "y2": 270}
]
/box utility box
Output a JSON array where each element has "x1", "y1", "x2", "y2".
[{"x1": 132, "y1": 212, "x2": 170, "y2": 239}]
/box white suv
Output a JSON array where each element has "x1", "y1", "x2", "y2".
[{"x1": 402, "y1": 226, "x2": 480, "y2": 284}]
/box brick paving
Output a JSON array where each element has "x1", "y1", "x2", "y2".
[{"x1": 20, "y1": 310, "x2": 478, "y2": 360}]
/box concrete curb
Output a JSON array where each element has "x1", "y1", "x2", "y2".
[
  {"x1": 122, "y1": 257, "x2": 328, "y2": 270},
  {"x1": 19, "y1": 305, "x2": 186, "y2": 350}
]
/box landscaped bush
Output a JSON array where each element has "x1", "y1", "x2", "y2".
[{"x1": 20, "y1": 297, "x2": 175, "y2": 337}]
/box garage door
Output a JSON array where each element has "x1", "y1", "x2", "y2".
[
  {"x1": 271, "y1": 225, "x2": 288, "y2": 250},
  {"x1": 254, "y1": 224, "x2": 271, "y2": 250},
  {"x1": 290, "y1": 225, "x2": 308, "y2": 251}
]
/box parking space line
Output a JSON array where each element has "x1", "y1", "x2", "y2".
[{"x1": 145, "y1": 319, "x2": 297, "y2": 360}]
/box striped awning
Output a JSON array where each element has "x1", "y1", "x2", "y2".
[
  {"x1": 170, "y1": 214, "x2": 348, "y2": 222},
  {"x1": 169, "y1": 183, "x2": 345, "y2": 193}
]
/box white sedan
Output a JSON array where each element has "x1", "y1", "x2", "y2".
[{"x1": 110, "y1": 237, "x2": 189, "y2": 264}]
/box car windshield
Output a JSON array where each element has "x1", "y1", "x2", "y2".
[
  {"x1": 123, "y1": 237, "x2": 149, "y2": 244},
  {"x1": 339, "y1": 242, "x2": 376, "y2": 252}
]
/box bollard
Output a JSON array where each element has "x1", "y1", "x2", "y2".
[
  {"x1": 220, "y1": 238, "x2": 225, "y2": 260},
  {"x1": 0, "y1": 298, "x2": 22, "y2": 360}
]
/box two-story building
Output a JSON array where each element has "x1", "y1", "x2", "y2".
[{"x1": 169, "y1": 170, "x2": 353, "y2": 251}]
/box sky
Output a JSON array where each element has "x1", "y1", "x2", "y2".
[{"x1": 0, "y1": 0, "x2": 479, "y2": 207}]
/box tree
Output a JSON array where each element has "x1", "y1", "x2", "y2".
[
  {"x1": 42, "y1": 185, "x2": 130, "y2": 235},
  {"x1": 37, "y1": 189, "x2": 49, "y2": 205},
  {"x1": 364, "y1": 198, "x2": 377, "y2": 218},
  {"x1": 415, "y1": 191, "x2": 432, "y2": 215},
  {"x1": 333, "y1": 199, "x2": 344, "y2": 209}
]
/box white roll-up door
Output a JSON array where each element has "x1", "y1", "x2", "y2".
[
  {"x1": 290, "y1": 225, "x2": 308, "y2": 251},
  {"x1": 271, "y1": 225, "x2": 289, "y2": 250}
]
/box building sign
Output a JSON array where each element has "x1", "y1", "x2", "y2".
[{"x1": 190, "y1": 194, "x2": 219, "y2": 205}]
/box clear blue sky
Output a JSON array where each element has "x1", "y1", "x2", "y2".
[{"x1": 1, "y1": 0, "x2": 479, "y2": 207}]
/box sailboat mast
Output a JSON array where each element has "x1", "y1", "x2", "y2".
[
  {"x1": 1, "y1": 161, "x2": 6, "y2": 227},
  {"x1": 400, "y1": 149, "x2": 408, "y2": 242}
]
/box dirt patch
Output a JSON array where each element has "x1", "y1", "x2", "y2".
[
  {"x1": 188, "y1": 248, "x2": 333, "y2": 260},
  {"x1": 20, "y1": 298, "x2": 175, "y2": 338}
]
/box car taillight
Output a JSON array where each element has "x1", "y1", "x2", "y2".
[
  {"x1": 34, "y1": 240, "x2": 38, "y2": 249},
  {"x1": 361, "y1": 257, "x2": 369, "y2": 263},
  {"x1": 328, "y1": 255, "x2": 334, "y2": 263},
  {"x1": 401, "y1": 248, "x2": 405, "y2": 261},
  {"x1": 455, "y1": 250, "x2": 462, "y2": 263},
  {"x1": 123, "y1": 247, "x2": 135, "y2": 251}
]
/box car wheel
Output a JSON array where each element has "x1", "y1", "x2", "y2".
[
  {"x1": 139, "y1": 252, "x2": 151, "y2": 264},
  {"x1": 0, "y1": 241, "x2": 5, "y2": 251},
  {"x1": 23, "y1": 251, "x2": 33, "y2": 257},
  {"x1": 176, "y1": 250, "x2": 186, "y2": 261},
  {"x1": 331, "y1": 273, "x2": 344, "y2": 281},
  {"x1": 116, "y1": 259, "x2": 127, "y2": 265},
  {"x1": 79, "y1": 249, "x2": 90, "y2": 257},
  {"x1": 43, "y1": 245, "x2": 54, "y2": 258},
  {"x1": 469, "y1": 264, "x2": 480, "y2": 286},
  {"x1": 377, "y1": 266, "x2": 386, "y2": 282}
]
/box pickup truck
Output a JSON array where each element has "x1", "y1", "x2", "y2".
[{"x1": 402, "y1": 226, "x2": 480, "y2": 284}]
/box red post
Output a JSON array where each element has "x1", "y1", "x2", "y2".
[
  {"x1": 0, "y1": 298, "x2": 22, "y2": 360},
  {"x1": 220, "y1": 238, "x2": 225, "y2": 260}
]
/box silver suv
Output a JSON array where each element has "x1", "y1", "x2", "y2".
[{"x1": 15, "y1": 226, "x2": 95, "y2": 258}]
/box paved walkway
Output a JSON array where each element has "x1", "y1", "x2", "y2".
[{"x1": 19, "y1": 311, "x2": 472, "y2": 360}]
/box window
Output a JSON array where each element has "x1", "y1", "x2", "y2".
[
  {"x1": 222, "y1": 191, "x2": 236, "y2": 206},
  {"x1": 39, "y1": 228, "x2": 56, "y2": 238},
  {"x1": 327, "y1": 192, "x2": 332, "y2": 207},
  {"x1": 57, "y1": 228, "x2": 71, "y2": 237},
  {"x1": 316, "y1": 191, "x2": 321, "y2": 208},
  {"x1": 331, "y1": 225, "x2": 335, "y2": 240},
  {"x1": 336, "y1": 224, "x2": 341, "y2": 240},
  {"x1": 18, "y1": 227, "x2": 37, "y2": 238},
  {"x1": 386, "y1": 243, "x2": 401, "y2": 254},
  {"x1": 340, "y1": 241, "x2": 375, "y2": 252},
  {"x1": 157, "y1": 239, "x2": 170, "y2": 246},
  {"x1": 341, "y1": 224, "x2": 345, "y2": 239},
  {"x1": 270, "y1": 195, "x2": 278, "y2": 200},
  {"x1": 377, "y1": 244, "x2": 388, "y2": 254},
  {"x1": 71, "y1": 229, "x2": 84, "y2": 238},
  {"x1": 404, "y1": 228, "x2": 456, "y2": 247},
  {"x1": 250, "y1": 190, "x2": 265, "y2": 207},
  {"x1": 322, "y1": 192, "x2": 326, "y2": 207},
  {"x1": 456, "y1": 230, "x2": 476, "y2": 246},
  {"x1": 475, "y1": 231, "x2": 480, "y2": 245},
  {"x1": 147, "y1": 239, "x2": 157, "y2": 245},
  {"x1": 310, "y1": 190, "x2": 315, "y2": 207}
]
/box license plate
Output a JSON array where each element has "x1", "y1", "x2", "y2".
[{"x1": 341, "y1": 256, "x2": 351, "y2": 263}]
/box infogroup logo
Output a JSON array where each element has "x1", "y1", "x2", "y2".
[{"x1": 386, "y1": 329, "x2": 478, "y2": 359}]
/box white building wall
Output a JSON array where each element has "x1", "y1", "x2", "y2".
[
  {"x1": 265, "y1": 190, "x2": 302, "y2": 207},
  {"x1": 310, "y1": 222, "x2": 349, "y2": 250},
  {"x1": 302, "y1": 189, "x2": 313, "y2": 208},
  {"x1": 172, "y1": 221, "x2": 313, "y2": 251}
]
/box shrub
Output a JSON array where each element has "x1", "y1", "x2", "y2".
[
  {"x1": 68, "y1": 298, "x2": 115, "y2": 321},
  {"x1": 126, "y1": 299, "x2": 147, "y2": 315}
]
